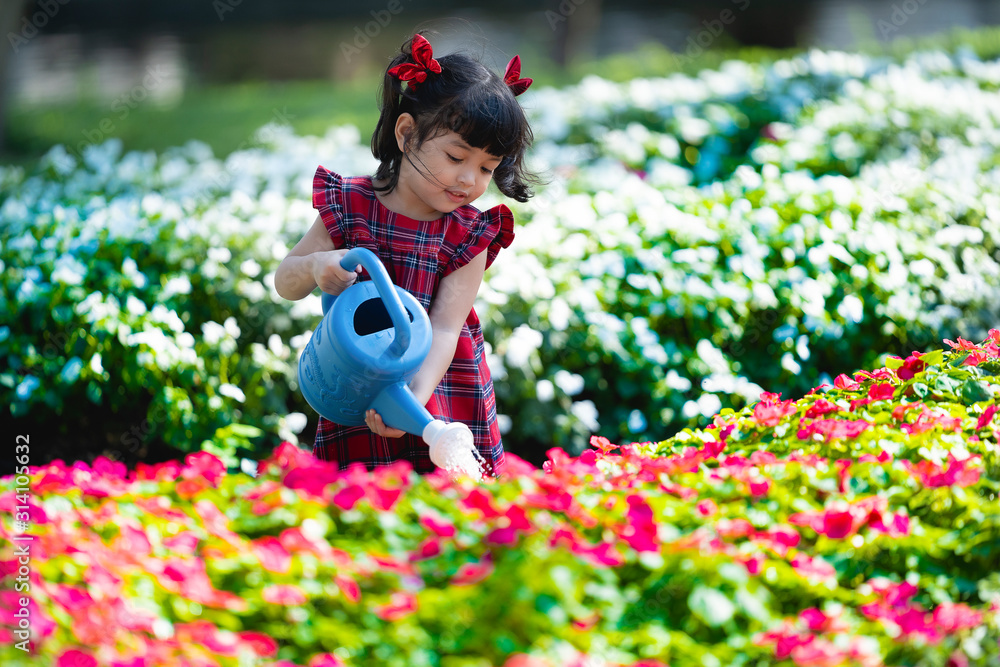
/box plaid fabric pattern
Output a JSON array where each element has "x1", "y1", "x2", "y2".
[{"x1": 310, "y1": 166, "x2": 514, "y2": 477}]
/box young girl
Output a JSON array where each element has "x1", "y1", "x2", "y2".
[{"x1": 275, "y1": 33, "x2": 535, "y2": 478}]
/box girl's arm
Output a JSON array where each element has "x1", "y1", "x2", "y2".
[
  {"x1": 365, "y1": 250, "x2": 489, "y2": 437},
  {"x1": 274, "y1": 214, "x2": 361, "y2": 301}
]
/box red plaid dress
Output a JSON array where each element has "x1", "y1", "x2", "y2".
[{"x1": 310, "y1": 166, "x2": 514, "y2": 477}]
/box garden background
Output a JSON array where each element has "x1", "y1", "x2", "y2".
[{"x1": 1, "y1": 1, "x2": 1000, "y2": 666}]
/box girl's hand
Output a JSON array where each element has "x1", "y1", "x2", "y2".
[
  {"x1": 313, "y1": 249, "x2": 362, "y2": 296},
  {"x1": 365, "y1": 409, "x2": 406, "y2": 438}
]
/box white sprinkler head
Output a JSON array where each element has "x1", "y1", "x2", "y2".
[{"x1": 423, "y1": 420, "x2": 485, "y2": 478}]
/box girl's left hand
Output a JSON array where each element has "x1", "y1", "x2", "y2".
[{"x1": 365, "y1": 409, "x2": 406, "y2": 438}]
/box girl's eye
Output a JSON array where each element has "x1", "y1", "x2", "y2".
[
  {"x1": 481, "y1": 167, "x2": 495, "y2": 175},
  {"x1": 447, "y1": 154, "x2": 462, "y2": 163}
]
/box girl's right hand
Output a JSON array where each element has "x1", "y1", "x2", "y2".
[{"x1": 312, "y1": 249, "x2": 362, "y2": 296}]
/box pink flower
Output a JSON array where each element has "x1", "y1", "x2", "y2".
[
  {"x1": 797, "y1": 418, "x2": 870, "y2": 442},
  {"x1": 590, "y1": 435, "x2": 618, "y2": 454},
  {"x1": 752, "y1": 394, "x2": 798, "y2": 426},
  {"x1": 374, "y1": 592, "x2": 418, "y2": 621},
  {"x1": 620, "y1": 495, "x2": 658, "y2": 552},
  {"x1": 237, "y1": 631, "x2": 279, "y2": 657},
  {"x1": 903, "y1": 454, "x2": 982, "y2": 488},
  {"x1": 804, "y1": 398, "x2": 839, "y2": 419},
  {"x1": 332, "y1": 484, "x2": 366, "y2": 511},
  {"x1": 944, "y1": 336, "x2": 980, "y2": 351},
  {"x1": 932, "y1": 602, "x2": 984, "y2": 633},
  {"x1": 334, "y1": 574, "x2": 361, "y2": 603},
  {"x1": 460, "y1": 488, "x2": 502, "y2": 519},
  {"x1": 58, "y1": 650, "x2": 97, "y2": 667},
  {"x1": 252, "y1": 537, "x2": 292, "y2": 574},
  {"x1": 409, "y1": 538, "x2": 442, "y2": 561},
  {"x1": 896, "y1": 352, "x2": 926, "y2": 380},
  {"x1": 420, "y1": 514, "x2": 456, "y2": 538},
  {"x1": 977, "y1": 404, "x2": 998, "y2": 430},
  {"x1": 834, "y1": 374, "x2": 860, "y2": 391},
  {"x1": 262, "y1": 584, "x2": 307, "y2": 606},
  {"x1": 799, "y1": 607, "x2": 848, "y2": 633},
  {"x1": 867, "y1": 383, "x2": 895, "y2": 401},
  {"x1": 181, "y1": 450, "x2": 227, "y2": 485},
  {"x1": 696, "y1": 499, "x2": 718, "y2": 516},
  {"x1": 450, "y1": 555, "x2": 495, "y2": 586},
  {"x1": 790, "y1": 553, "x2": 836, "y2": 582},
  {"x1": 309, "y1": 653, "x2": 347, "y2": 667}
]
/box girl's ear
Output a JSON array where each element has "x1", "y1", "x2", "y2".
[{"x1": 394, "y1": 113, "x2": 415, "y2": 152}]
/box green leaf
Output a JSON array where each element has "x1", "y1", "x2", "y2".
[
  {"x1": 920, "y1": 349, "x2": 945, "y2": 367},
  {"x1": 960, "y1": 379, "x2": 992, "y2": 403},
  {"x1": 885, "y1": 356, "x2": 905, "y2": 370},
  {"x1": 688, "y1": 585, "x2": 735, "y2": 627}
]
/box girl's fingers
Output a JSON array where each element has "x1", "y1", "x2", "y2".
[{"x1": 366, "y1": 410, "x2": 405, "y2": 438}]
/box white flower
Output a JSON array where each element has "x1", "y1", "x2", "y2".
[
  {"x1": 536, "y1": 379, "x2": 554, "y2": 402},
  {"x1": 219, "y1": 383, "x2": 246, "y2": 403},
  {"x1": 570, "y1": 399, "x2": 600, "y2": 432},
  {"x1": 51, "y1": 254, "x2": 87, "y2": 285},
  {"x1": 284, "y1": 412, "x2": 308, "y2": 434}
]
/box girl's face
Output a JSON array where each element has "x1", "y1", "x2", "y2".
[{"x1": 394, "y1": 115, "x2": 502, "y2": 218}]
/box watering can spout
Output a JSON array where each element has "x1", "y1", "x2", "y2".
[{"x1": 369, "y1": 383, "x2": 434, "y2": 437}]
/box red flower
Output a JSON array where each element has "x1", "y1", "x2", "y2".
[
  {"x1": 237, "y1": 631, "x2": 279, "y2": 657},
  {"x1": 834, "y1": 374, "x2": 860, "y2": 391},
  {"x1": 903, "y1": 454, "x2": 981, "y2": 488},
  {"x1": 933, "y1": 602, "x2": 983, "y2": 633},
  {"x1": 334, "y1": 574, "x2": 361, "y2": 603},
  {"x1": 374, "y1": 592, "x2": 419, "y2": 621},
  {"x1": 58, "y1": 650, "x2": 97, "y2": 667},
  {"x1": 696, "y1": 499, "x2": 718, "y2": 516},
  {"x1": 797, "y1": 418, "x2": 871, "y2": 442},
  {"x1": 752, "y1": 393, "x2": 798, "y2": 426},
  {"x1": 262, "y1": 584, "x2": 308, "y2": 606},
  {"x1": 867, "y1": 382, "x2": 895, "y2": 401},
  {"x1": 944, "y1": 336, "x2": 980, "y2": 351},
  {"x1": 450, "y1": 555, "x2": 495, "y2": 586},
  {"x1": 620, "y1": 495, "x2": 659, "y2": 552},
  {"x1": 180, "y1": 450, "x2": 226, "y2": 485},
  {"x1": 420, "y1": 514, "x2": 456, "y2": 538},
  {"x1": 897, "y1": 352, "x2": 926, "y2": 380},
  {"x1": 804, "y1": 398, "x2": 839, "y2": 419},
  {"x1": 976, "y1": 404, "x2": 998, "y2": 430},
  {"x1": 252, "y1": 536, "x2": 292, "y2": 574},
  {"x1": 590, "y1": 434, "x2": 618, "y2": 454}
]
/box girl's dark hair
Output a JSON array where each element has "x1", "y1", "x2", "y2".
[{"x1": 371, "y1": 33, "x2": 536, "y2": 202}]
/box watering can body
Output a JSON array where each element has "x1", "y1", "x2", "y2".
[{"x1": 298, "y1": 247, "x2": 435, "y2": 436}]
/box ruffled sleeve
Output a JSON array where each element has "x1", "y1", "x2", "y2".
[
  {"x1": 442, "y1": 204, "x2": 515, "y2": 276},
  {"x1": 312, "y1": 165, "x2": 347, "y2": 248}
]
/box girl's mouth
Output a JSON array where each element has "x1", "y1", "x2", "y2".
[{"x1": 445, "y1": 190, "x2": 467, "y2": 204}]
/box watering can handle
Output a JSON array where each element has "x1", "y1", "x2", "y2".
[{"x1": 331, "y1": 247, "x2": 411, "y2": 355}]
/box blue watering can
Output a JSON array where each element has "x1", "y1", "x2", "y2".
[{"x1": 298, "y1": 247, "x2": 481, "y2": 473}]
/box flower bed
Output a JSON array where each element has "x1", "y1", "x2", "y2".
[{"x1": 1, "y1": 332, "x2": 997, "y2": 666}]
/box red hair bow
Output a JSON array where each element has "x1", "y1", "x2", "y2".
[
  {"x1": 504, "y1": 55, "x2": 532, "y2": 96},
  {"x1": 388, "y1": 34, "x2": 442, "y2": 85}
]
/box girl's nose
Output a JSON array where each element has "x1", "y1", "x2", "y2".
[{"x1": 457, "y1": 168, "x2": 474, "y2": 186}]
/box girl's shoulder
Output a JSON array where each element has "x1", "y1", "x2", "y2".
[
  {"x1": 314, "y1": 166, "x2": 378, "y2": 201},
  {"x1": 442, "y1": 202, "x2": 515, "y2": 275}
]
